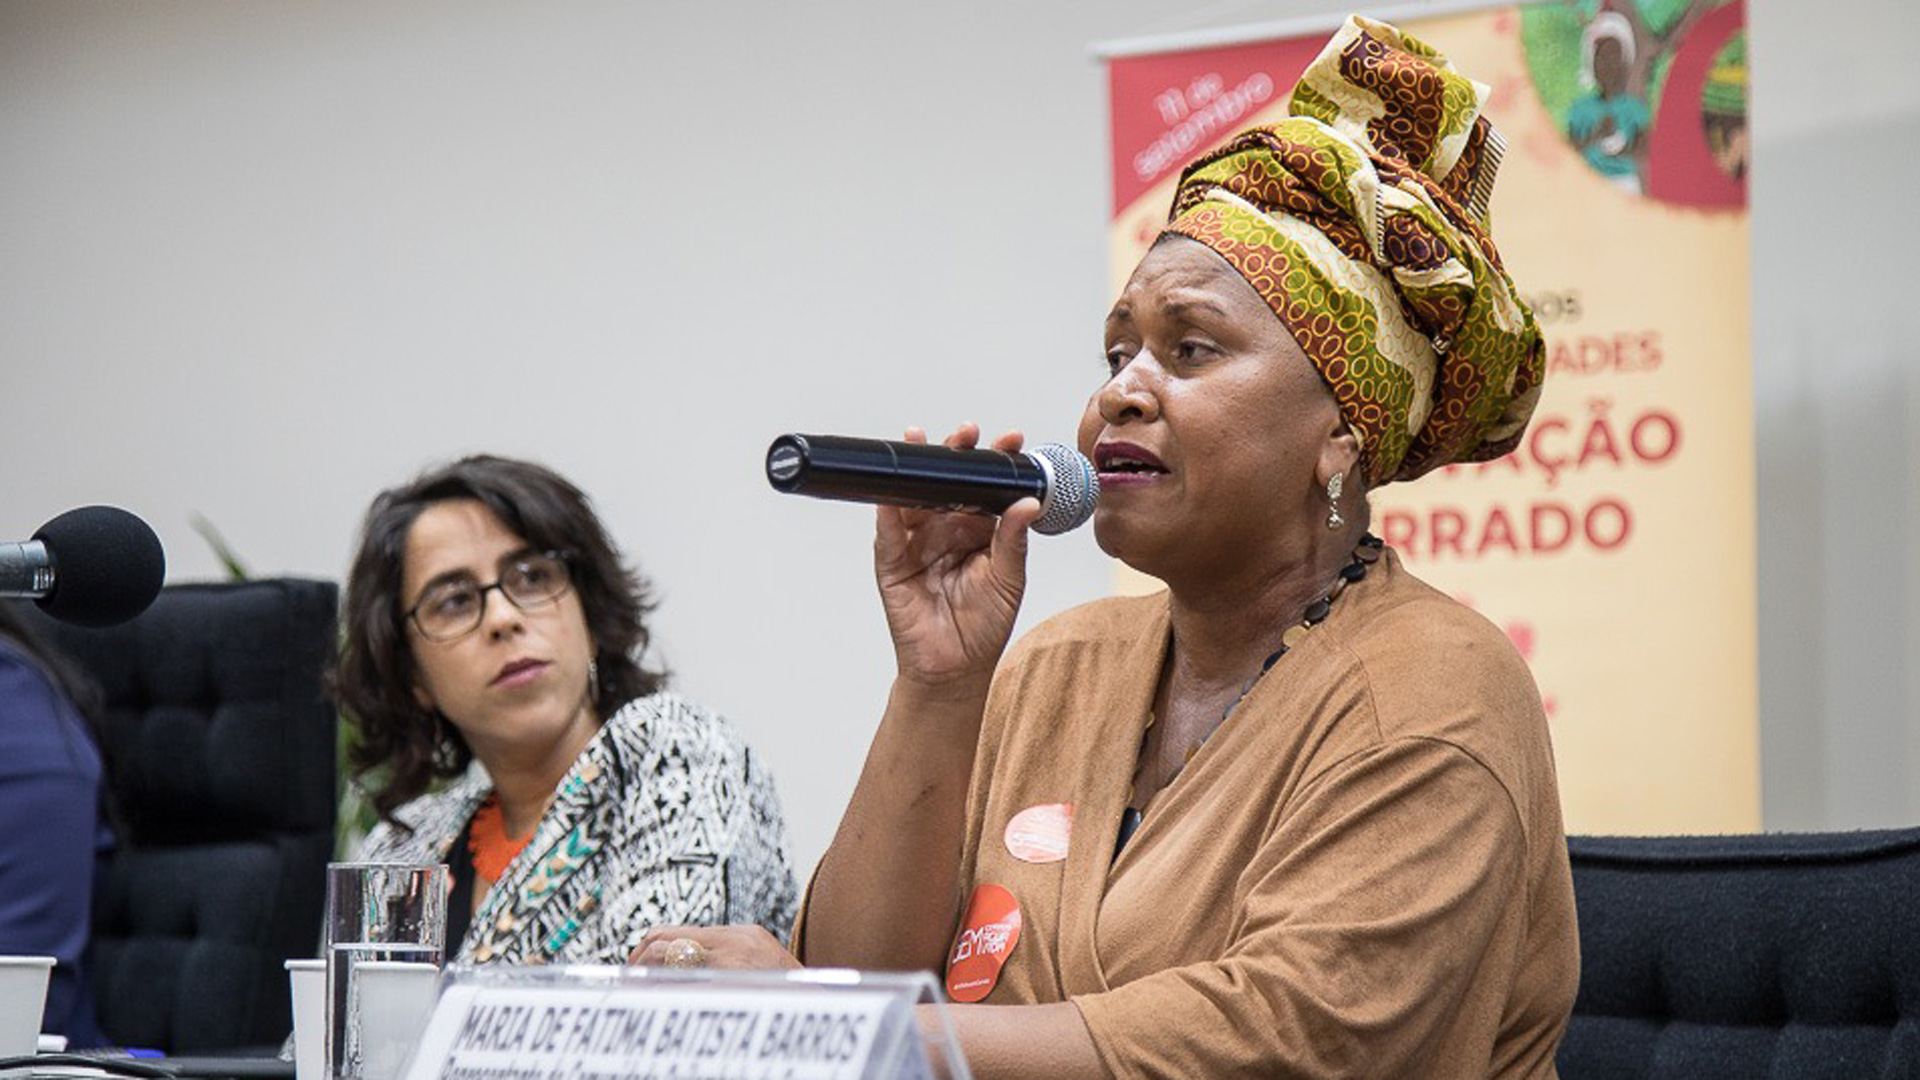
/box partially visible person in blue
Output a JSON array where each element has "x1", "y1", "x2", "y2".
[{"x1": 0, "y1": 603, "x2": 110, "y2": 1048}]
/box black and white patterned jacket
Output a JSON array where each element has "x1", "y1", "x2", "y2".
[{"x1": 356, "y1": 691, "x2": 798, "y2": 965}]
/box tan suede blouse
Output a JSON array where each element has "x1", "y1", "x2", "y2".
[{"x1": 953, "y1": 550, "x2": 1578, "y2": 1079}]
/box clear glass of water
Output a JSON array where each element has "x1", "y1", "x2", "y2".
[{"x1": 323, "y1": 862, "x2": 449, "y2": 1080}]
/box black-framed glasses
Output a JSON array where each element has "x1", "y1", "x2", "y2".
[{"x1": 405, "y1": 550, "x2": 573, "y2": 642}]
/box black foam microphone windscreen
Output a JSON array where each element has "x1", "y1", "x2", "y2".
[{"x1": 32, "y1": 506, "x2": 166, "y2": 628}]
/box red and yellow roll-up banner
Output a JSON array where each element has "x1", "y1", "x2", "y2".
[{"x1": 1102, "y1": 2, "x2": 1754, "y2": 834}]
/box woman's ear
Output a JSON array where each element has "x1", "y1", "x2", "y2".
[
  {"x1": 1317, "y1": 421, "x2": 1362, "y2": 490},
  {"x1": 412, "y1": 683, "x2": 436, "y2": 714}
]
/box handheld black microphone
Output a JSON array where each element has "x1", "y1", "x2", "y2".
[
  {"x1": 1, "y1": 506, "x2": 166, "y2": 627},
  {"x1": 766, "y1": 434, "x2": 1099, "y2": 535}
]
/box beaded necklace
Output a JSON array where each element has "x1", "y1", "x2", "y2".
[{"x1": 1114, "y1": 534, "x2": 1383, "y2": 855}]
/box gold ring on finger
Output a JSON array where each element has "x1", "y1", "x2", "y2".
[{"x1": 662, "y1": 937, "x2": 708, "y2": 968}]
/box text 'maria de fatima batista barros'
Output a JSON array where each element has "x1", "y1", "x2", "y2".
[{"x1": 412, "y1": 986, "x2": 907, "y2": 1080}]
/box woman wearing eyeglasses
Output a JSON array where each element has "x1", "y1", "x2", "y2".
[{"x1": 334, "y1": 454, "x2": 797, "y2": 964}]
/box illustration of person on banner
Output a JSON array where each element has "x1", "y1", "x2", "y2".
[
  {"x1": 634, "y1": 14, "x2": 1579, "y2": 1080},
  {"x1": 1529, "y1": 0, "x2": 1746, "y2": 197}
]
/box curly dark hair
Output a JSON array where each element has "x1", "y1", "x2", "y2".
[{"x1": 335, "y1": 454, "x2": 667, "y2": 823}]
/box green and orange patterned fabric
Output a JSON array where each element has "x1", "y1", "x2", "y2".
[{"x1": 1165, "y1": 15, "x2": 1545, "y2": 486}]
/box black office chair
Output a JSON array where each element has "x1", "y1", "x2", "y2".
[
  {"x1": 1558, "y1": 827, "x2": 1920, "y2": 1079},
  {"x1": 33, "y1": 579, "x2": 339, "y2": 1052}
]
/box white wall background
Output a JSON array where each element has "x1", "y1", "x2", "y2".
[{"x1": 3, "y1": 0, "x2": 1915, "y2": 876}]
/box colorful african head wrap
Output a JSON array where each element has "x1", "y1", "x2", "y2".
[{"x1": 1165, "y1": 15, "x2": 1545, "y2": 486}]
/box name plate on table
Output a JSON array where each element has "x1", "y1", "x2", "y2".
[{"x1": 401, "y1": 967, "x2": 966, "y2": 1080}]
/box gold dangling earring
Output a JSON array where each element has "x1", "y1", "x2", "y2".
[
  {"x1": 588, "y1": 658, "x2": 600, "y2": 703},
  {"x1": 431, "y1": 710, "x2": 457, "y2": 769},
  {"x1": 1326, "y1": 474, "x2": 1344, "y2": 530}
]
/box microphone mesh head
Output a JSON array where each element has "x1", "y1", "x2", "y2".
[
  {"x1": 1027, "y1": 443, "x2": 1099, "y2": 535},
  {"x1": 32, "y1": 505, "x2": 166, "y2": 628}
]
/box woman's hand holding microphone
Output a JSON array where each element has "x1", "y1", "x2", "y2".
[
  {"x1": 642, "y1": 422, "x2": 1046, "y2": 978},
  {"x1": 874, "y1": 423, "x2": 1041, "y2": 695}
]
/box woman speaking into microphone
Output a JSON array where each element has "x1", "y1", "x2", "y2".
[{"x1": 641, "y1": 17, "x2": 1578, "y2": 1079}]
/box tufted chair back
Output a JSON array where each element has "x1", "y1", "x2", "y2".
[
  {"x1": 1559, "y1": 828, "x2": 1920, "y2": 1079},
  {"x1": 35, "y1": 579, "x2": 338, "y2": 1052}
]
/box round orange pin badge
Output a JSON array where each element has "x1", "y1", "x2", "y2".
[
  {"x1": 1004, "y1": 802, "x2": 1073, "y2": 863},
  {"x1": 945, "y1": 883, "x2": 1021, "y2": 1003}
]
